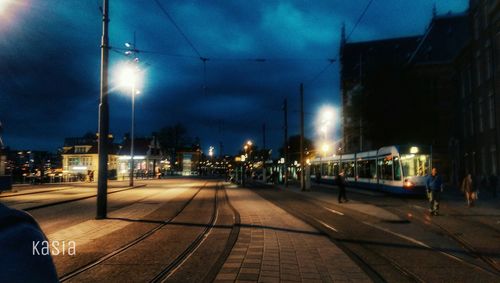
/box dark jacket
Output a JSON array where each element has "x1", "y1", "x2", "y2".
[
  {"x1": 337, "y1": 174, "x2": 347, "y2": 188},
  {"x1": 0, "y1": 204, "x2": 58, "y2": 282}
]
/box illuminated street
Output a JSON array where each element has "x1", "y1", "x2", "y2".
[{"x1": 2, "y1": 0, "x2": 500, "y2": 282}]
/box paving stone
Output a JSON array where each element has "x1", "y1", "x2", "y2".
[{"x1": 217, "y1": 188, "x2": 371, "y2": 283}]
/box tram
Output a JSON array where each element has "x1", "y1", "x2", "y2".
[{"x1": 310, "y1": 145, "x2": 431, "y2": 195}]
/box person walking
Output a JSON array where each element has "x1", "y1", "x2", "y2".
[
  {"x1": 426, "y1": 167, "x2": 444, "y2": 216},
  {"x1": 461, "y1": 173, "x2": 476, "y2": 207},
  {"x1": 337, "y1": 170, "x2": 348, "y2": 203}
]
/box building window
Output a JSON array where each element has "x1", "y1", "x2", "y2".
[
  {"x1": 481, "y1": 147, "x2": 487, "y2": 175},
  {"x1": 484, "y1": 5, "x2": 489, "y2": 27},
  {"x1": 497, "y1": 32, "x2": 500, "y2": 67},
  {"x1": 489, "y1": 92, "x2": 495, "y2": 129},
  {"x1": 462, "y1": 107, "x2": 467, "y2": 138},
  {"x1": 75, "y1": 146, "x2": 86, "y2": 153},
  {"x1": 68, "y1": 157, "x2": 80, "y2": 166},
  {"x1": 479, "y1": 98, "x2": 484, "y2": 133},
  {"x1": 492, "y1": 145, "x2": 497, "y2": 175},
  {"x1": 469, "y1": 104, "x2": 474, "y2": 136},
  {"x1": 461, "y1": 70, "x2": 466, "y2": 98},
  {"x1": 467, "y1": 66, "x2": 472, "y2": 94},
  {"x1": 486, "y1": 50, "x2": 492, "y2": 80},
  {"x1": 476, "y1": 51, "x2": 482, "y2": 86},
  {"x1": 474, "y1": 12, "x2": 480, "y2": 40}
]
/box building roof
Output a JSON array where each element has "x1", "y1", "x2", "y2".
[
  {"x1": 118, "y1": 138, "x2": 157, "y2": 156},
  {"x1": 341, "y1": 12, "x2": 470, "y2": 81},
  {"x1": 61, "y1": 144, "x2": 120, "y2": 155},
  {"x1": 341, "y1": 36, "x2": 422, "y2": 81},
  {"x1": 408, "y1": 13, "x2": 470, "y2": 65}
]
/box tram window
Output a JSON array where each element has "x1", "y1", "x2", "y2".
[
  {"x1": 333, "y1": 163, "x2": 339, "y2": 176},
  {"x1": 328, "y1": 162, "x2": 334, "y2": 176},
  {"x1": 344, "y1": 161, "x2": 355, "y2": 178},
  {"x1": 357, "y1": 161, "x2": 366, "y2": 178},
  {"x1": 378, "y1": 156, "x2": 393, "y2": 180},
  {"x1": 369, "y1": 160, "x2": 377, "y2": 179},
  {"x1": 401, "y1": 154, "x2": 430, "y2": 177},
  {"x1": 321, "y1": 163, "x2": 328, "y2": 175},
  {"x1": 393, "y1": 156, "x2": 402, "y2": 181},
  {"x1": 357, "y1": 160, "x2": 375, "y2": 179},
  {"x1": 312, "y1": 164, "x2": 319, "y2": 175}
]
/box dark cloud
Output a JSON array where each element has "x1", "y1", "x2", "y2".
[{"x1": 0, "y1": 0, "x2": 467, "y2": 154}]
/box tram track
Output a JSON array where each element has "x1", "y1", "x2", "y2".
[
  {"x1": 248, "y1": 182, "x2": 499, "y2": 282},
  {"x1": 389, "y1": 202, "x2": 500, "y2": 276},
  {"x1": 18, "y1": 185, "x2": 146, "y2": 211},
  {"x1": 149, "y1": 183, "x2": 220, "y2": 282},
  {"x1": 314, "y1": 184, "x2": 500, "y2": 278},
  {"x1": 59, "y1": 182, "x2": 208, "y2": 282}
]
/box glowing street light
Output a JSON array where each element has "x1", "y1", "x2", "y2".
[
  {"x1": 117, "y1": 62, "x2": 143, "y2": 187},
  {"x1": 321, "y1": 143, "x2": 330, "y2": 155}
]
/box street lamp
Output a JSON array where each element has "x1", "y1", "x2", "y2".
[
  {"x1": 118, "y1": 62, "x2": 142, "y2": 187},
  {"x1": 242, "y1": 140, "x2": 253, "y2": 185}
]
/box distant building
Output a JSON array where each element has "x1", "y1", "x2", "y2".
[
  {"x1": 176, "y1": 148, "x2": 201, "y2": 175},
  {"x1": 116, "y1": 135, "x2": 163, "y2": 180},
  {"x1": 340, "y1": 11, "x2": 470, "y2": 182},
  {"x1": 455, "y1": 0, "x2": 500, "y2": 179},
  {"x1": 61, "y1": 134, "x2": 118, "y2": 181},
  {"x1": 341, "y1": 34, "x2": 421, "y2": 153}
]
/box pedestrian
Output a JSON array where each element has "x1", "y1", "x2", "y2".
[
  {"x1": 460, "y1": 173, "x2": 476, "y2": 207},
  {"x1": 426, "y1": 167, "x2": 444, "y2": 216},
  {"x1": 337, "y1": 170, "x2": 348, "y2": 203},
  {"x1": 489, "y1": 174, "x2": 498, "y2": 198}
]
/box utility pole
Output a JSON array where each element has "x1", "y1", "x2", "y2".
[
  {"x1": 128, "y1": 32, "x2": 137, "y2": 187},
  {"x1": 219, "y1": 141, "x2": 223, "y2": 158},
  {"x1": 96, "y1": 0, "x2": 109, "y2": 219},
  {"x1": 283, "y1": 98, "x2": 288, "y2": 187},
  {"x1": 300, "y1": 83, "x2": 305, "y2": 191},
  {"x1": 262, "y1": 123, "x2": 266, "y2": 183}
]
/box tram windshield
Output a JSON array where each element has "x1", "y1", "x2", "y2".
[{"x1": 400, "y1": 154, "x2": 430, "y2": 177}]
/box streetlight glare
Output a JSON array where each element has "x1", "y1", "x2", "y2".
[
  {"x1": 114, "y1": 62, "x2": 144, "y2": 93},
  {"x1": 321, "y1": 143, "x2": 329, "y2": 153},
  {"x1": 0, "y1": 0, "x2": 12, "y2": 13},
  {"x1": 119, "y1": 65, "x2": 136, "y2": 89}
]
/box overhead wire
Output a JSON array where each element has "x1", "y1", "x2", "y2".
[{"x1": 153, "y1": 0, "x2": 204, "y2": 59}]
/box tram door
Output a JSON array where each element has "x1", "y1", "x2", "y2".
[{"x1": 377, "y1": 155, "x2": 394, "y2": 190}]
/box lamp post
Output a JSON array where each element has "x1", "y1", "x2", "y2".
[
  {"x1": 242, "y1": 140, "x2": 252, "y2": 185},
  {"x1": 96, "y1": 0, "x2": 109, "y2": 220},
  {"x1": 119, "y1": 64, "x2": 140, "y2": 187}
]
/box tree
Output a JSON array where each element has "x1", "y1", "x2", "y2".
[
  {"x1": 279, "y1": 135, "x2": 313, "y2": 164},
  {"x1": 157, "y1": 123, "x2": 192, "y2": 171}
]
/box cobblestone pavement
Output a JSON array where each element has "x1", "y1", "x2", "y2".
[{"x1": 215, "y1": 187, "x2": 371, "y2": 283}]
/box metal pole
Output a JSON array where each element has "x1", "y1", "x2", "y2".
[
  {"x1": 96, "y1": 0, "x2": 109, "y2": 219},
  {"x1": 283, "y1": 98, "x2": 288, "y2": 187},
  {"x1": 129, "y1": 84, "x2": 135, "y2": 187},
  {"x1": 262, "y1": 123, "x2": 266, "y2": 182},
  {"x1": 129, "y1": 32, "x2": 137, "y2": 187},
  {"x1": 300, "y1": 83, "x2": 305, "y2": 191}
]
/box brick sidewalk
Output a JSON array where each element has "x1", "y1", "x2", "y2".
[{"x1": 215, "y1": 187, "x2": 371, "y2": 283}]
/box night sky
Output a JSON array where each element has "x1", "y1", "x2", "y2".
[{"x1": 0, "y1": 0, "x2": 467, "y2": 156}]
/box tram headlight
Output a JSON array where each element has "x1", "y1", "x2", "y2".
[{"x1": 403, "y1": 179, "x2": 415, "y2": 189}]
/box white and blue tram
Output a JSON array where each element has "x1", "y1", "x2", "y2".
[{"x1": 310, "y1": 145, "x2": 431, "y2": 195}]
